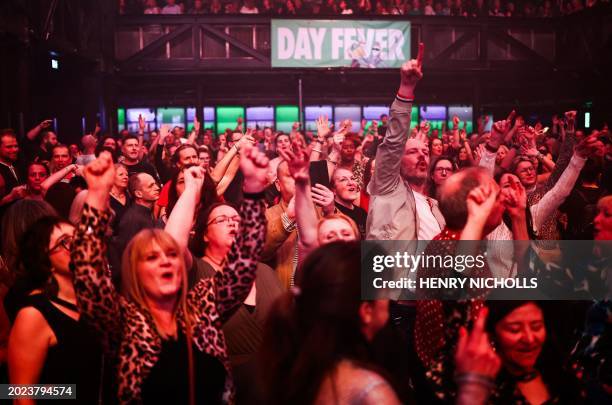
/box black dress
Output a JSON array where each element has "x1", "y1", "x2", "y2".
[
  {"x1": 25, "y1": 294, "x2": 103, "y2": 404},
  {"x1": 141, "y1": 328, "x2": 226, "y2": 404}
]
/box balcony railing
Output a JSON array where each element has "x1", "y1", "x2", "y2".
[{"x1": 113, "y1": 11, "x2": 610, "y2": 74}]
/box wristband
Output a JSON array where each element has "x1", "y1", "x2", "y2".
[
  {"x1": 281, "y1": 212, "x2": 297, "y2": 232},
  {"x1": 454, "y1": 372, "x2": 495, "y2": 389},
  {"x1": 396, "y1": 93, "x2": 414, "y2": 103}
]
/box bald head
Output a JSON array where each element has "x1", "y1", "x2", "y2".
[{"x1": 438, "y1": 167, "x2": 494, "y2": 230}]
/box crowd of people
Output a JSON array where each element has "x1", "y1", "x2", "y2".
[
  {"x1": 119, "y1": 0, "x2": 607, "y2": 17},
  {"x1": 0, "y1": 42, "x2": 610, "y2": 404}
]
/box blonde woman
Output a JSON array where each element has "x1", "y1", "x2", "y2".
[
  {"x1": 71, "y1": 149, "x2": 267, "y2": 404},
  {"x1": 278, "y1": 142, "x2": 360, "y2": 268}
]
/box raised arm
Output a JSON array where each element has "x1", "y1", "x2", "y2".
[
  {"x1": 483, "y1": 116, "x2": 513, "y2": 175},
  {"x1": 460, "y1": 183, "x2": 497, "y2": 241},
  {"x1": 137, "y1": 114, "x2": 146, "y2": 161},
  {"x1": 538, "y1": 110, "x2": 577, "y2": 193},
  {"x1": 189, "y1": 145, "x2": 267, "y2": 322},
  {"x1": 186, "y1": 115, "x2": 200, "y2": 145},
  {"x1": 71, "y1": 152, "x2": 122, "y2": 350},
  {"x1": 40, "y1": 163, "x2": 80, "y2": 196},
  {"x1": 26, "y1": 120, "x2": 53, "y2": 141},
  {"x1": 279, "y1": 142, "x2": 320, "y2": 252},
  {"x1": 164, "y1": 166, "x2": 205, "y2": 270},
  {"x1": 310, "y1": 116, "x2": 331, "y2": 162},
  {"x1": 210, "y1": 130, "x2": 255, "y2": 191},
  {"x1": 369, "y1": 43, "x2": 423, "y2": 196},
  {"x1": 531, "y1": 135, "x2": 600, "y2": 231}
]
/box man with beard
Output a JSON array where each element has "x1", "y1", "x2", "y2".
[
  {"x1": 23, "y1": 119, "x2": 57, "y2": 162},
  {"x1": 366, "y1": 43, "x2": 445, "y2": 241},
  {"x1": 0, "y1": 129, "x2": 24, "y2": 207}
]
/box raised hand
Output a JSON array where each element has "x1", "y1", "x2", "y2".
[
  {"x1": 473, "y1": 144, "x2": 485, "y2": 164},
  {"x1": 240, "y1": 144, "x2": 269, "y2": 193},
  {"x1": 466, "y1": 182, "x2": 498, "y2": 228},
  {"x1": 575, "y1": 134, "x2": 604, "y2": 159},
  {"x1": 413, "y1": 124, "x2": 428, "y2": 144},
  {"x1": 38, "y1": 119, "x2": 53, "y2": 129},
  {"x1": 183, "y1": 165, "x2": 206, "y2": 193},
  {"x1": 506, "y1": 110, "x2": 516, "y2": 124},
  {"x1": 501, "y1": 176, "x2": 527, "y2": 220},
  {"x1": 193, "y1": 115, "x2": 201, "y2": 134},
  {"x1": 455, "y1": 307, "x2": 501, "y2": 379},
  {"x1": 564, "y1": 110, "x2": 577, "y2": 131},
  {"x1": 292, "y1": 122, "x2": 300, "y2": 132},
  {"x1": 160, "y1": 124, "x2": 170, "y2": 140},
  {"x1": 492, "y1": 119, "x2": 512, "y2": 138},
  {"x1": 316, "y1": 115, "x2": 331, "y2": 140},
  {"x1": 236, "y1": 132, "x2": 256, "y2": 151},
  {"x1": 311, "y1": 183, "x2": 335, "y2": 214},
  {"x1": 399, "y1": 42, "x2": 424, "y2": 94},
  {"x1": 518, "y1": 126, "x2": 537, "y2": 151},
  {"x1": 278, "y1": 141, "x2": 311, "y2": 183},
  {"x1": 84, "y1": 151, "x2": 115, "y2": 194},
  {"x1": 453, "y1": 115, "x2": 460, "y2": 130},
  {"x1": 138, "y1": 114, "x2": 146, "y2": 132}
]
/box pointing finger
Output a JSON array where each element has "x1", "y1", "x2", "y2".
[{"x1": 417, "y1": 42, "x2": 424, "y2": 68}]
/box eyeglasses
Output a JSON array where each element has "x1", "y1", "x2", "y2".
[
  {"x1": 434, "y1": 167, "x2": 453, "y2": 174},
  {"x1": 49, "y1": 235, "x2": 73, "y2": 254},
  {"x1": 519, "y1": 166, "x2": 536, "y2": 174},
  {"x1": 207, "y1": 215, "x2": 241, "y2": 226}
]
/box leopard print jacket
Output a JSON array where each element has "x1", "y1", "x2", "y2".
[{"x1": 70, "y1": 197, "x2": 266, "y2": 404}]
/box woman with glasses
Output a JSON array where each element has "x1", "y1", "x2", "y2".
[
  {"x1": 188, "y1": 200, "x2": 283, "y2": 404},
  {"x1": 70, "y1": 150, "x2": 266, "y2": 404},
  {"x1": 7, "y1": 216, "x2": 103, "y2": 404},
  {"x1": 483, "y1": 135, "x2": 599, "y2": 277},
  {"x1": 428, "y1": 156, "x2": 456, "y2": 199}
]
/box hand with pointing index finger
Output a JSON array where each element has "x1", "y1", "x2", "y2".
[
  {"x1": 399, "y1": 42, "x2": 424, "y2": 96},
  {"x1": 455, "y1": 307, "x2": 501, "y2": 379}
]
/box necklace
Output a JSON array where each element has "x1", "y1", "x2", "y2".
[
  {"x1": 50, "y1": 296, "x2": 79, "y2": 312},
  {"x1": 204, "y1": 254, "x2": 224, "y2": 268},
  {"x1": 110, "y1": 191, "x2": 126, "y2": 203}
]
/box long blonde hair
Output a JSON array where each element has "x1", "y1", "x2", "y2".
[
  {"x1": 121, "y1": 228, "x2": 196, "y2": 404},
  {"x1": 121, "y1": 228, "x2": 192, "y2": 337}
]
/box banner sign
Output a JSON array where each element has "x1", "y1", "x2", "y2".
[{"x1": 271, "y1": 19, "x2": 411, "y2": 68}]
